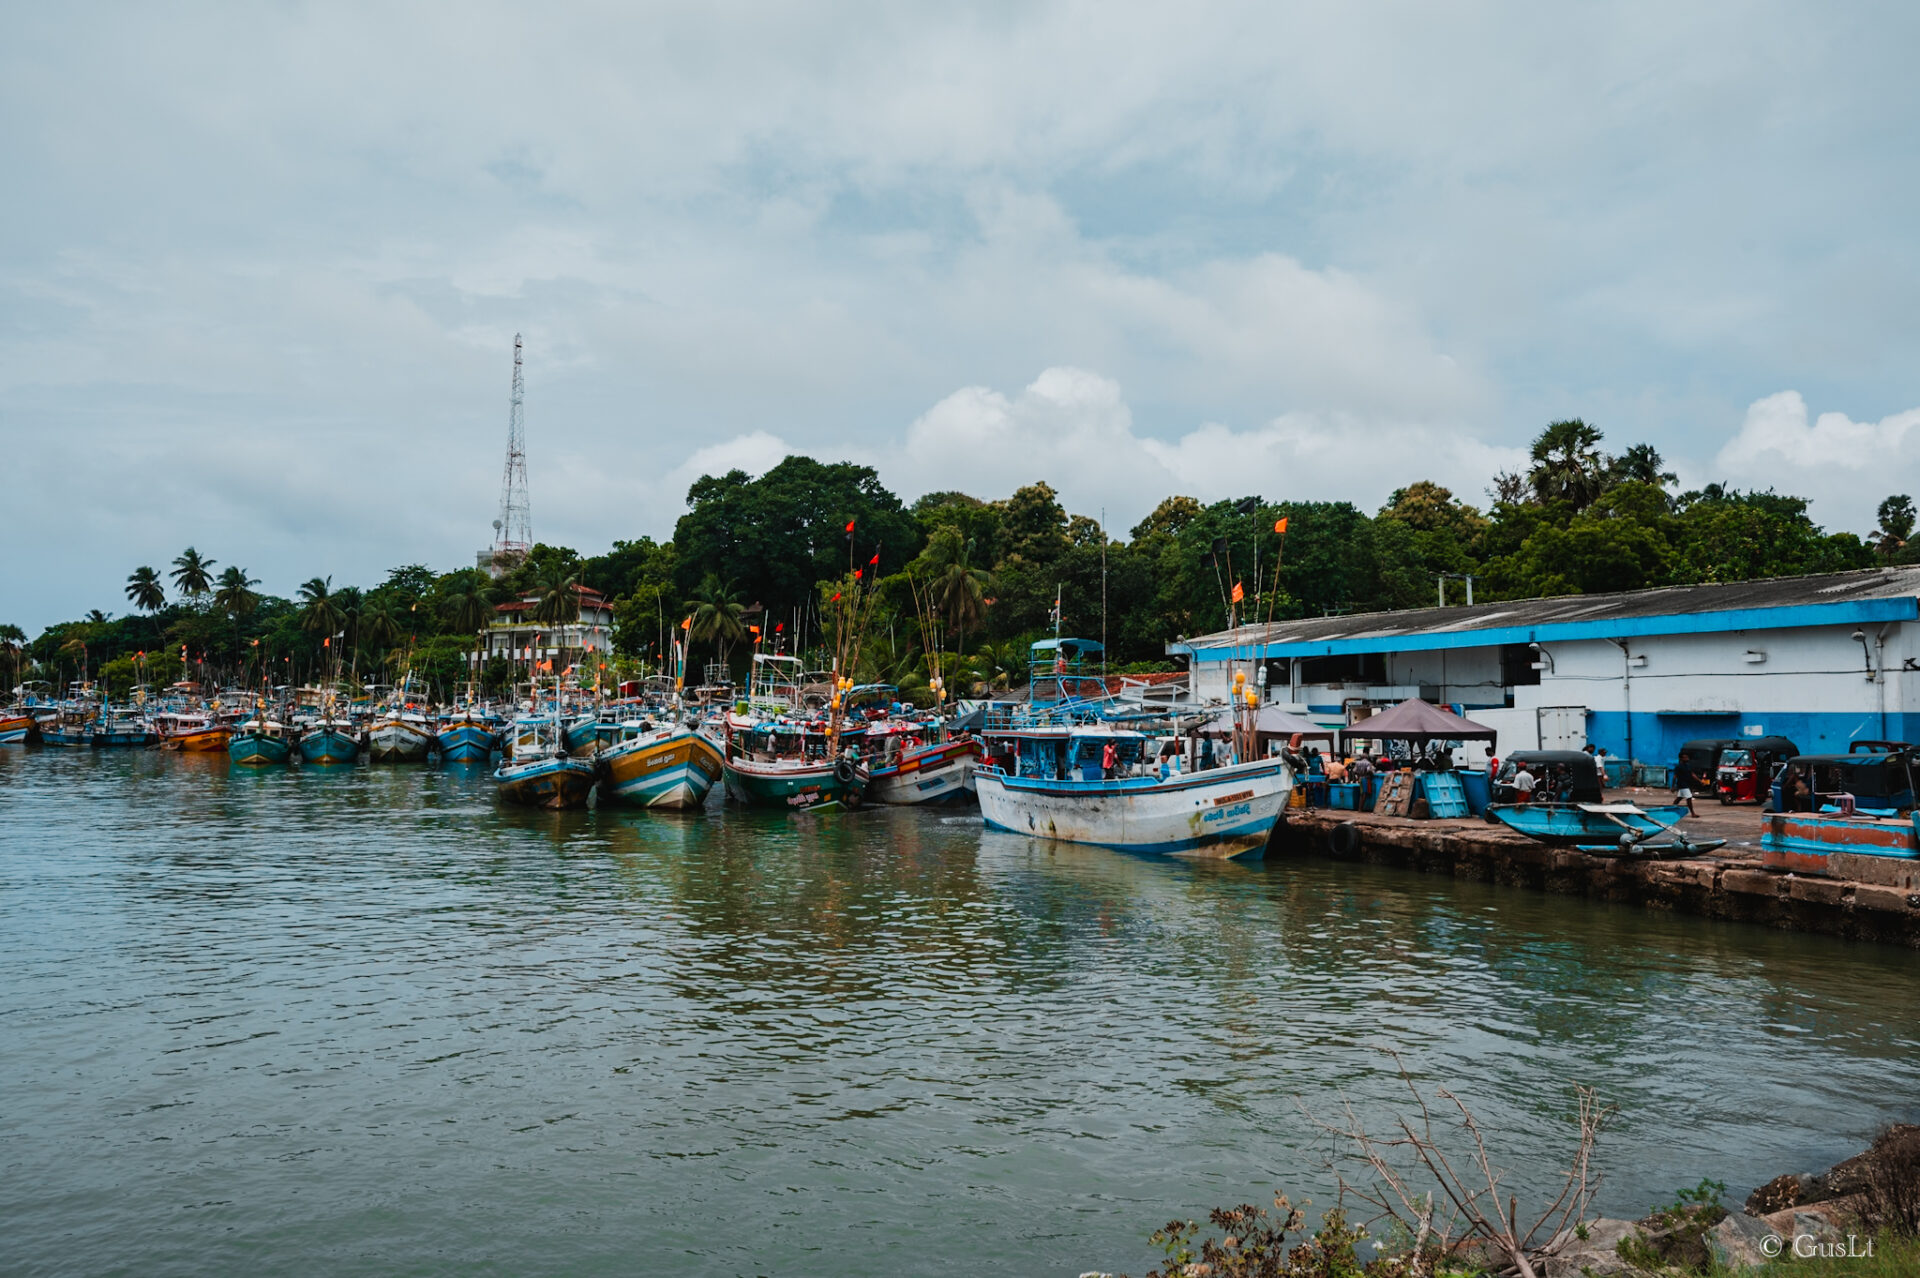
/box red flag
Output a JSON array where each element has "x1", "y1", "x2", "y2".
[
  {"x1": 853, "y1": 568, "x2": 863, "y2": 580},
  {"x1": 831, "y1": 592, "x2": 841, "y2": 602},
  {"x1": 868, "y1": 551, "x2": 879, "y2": 566},
  {"x1": 845, "y1": 519, "x2": 855, "y2": 534},
  {"x1": 323, "y1": 637, "x2": 330, "y2": 648},
  {"x1": 1274, "y1": 517, "x2": 1289, "y2": 534},
  {"x1": 1231, "y1": 581, "x2": 1245, "y2": 603},
  {"x1": 775, "y1": 623, "x2": 784, "y2": 633}
]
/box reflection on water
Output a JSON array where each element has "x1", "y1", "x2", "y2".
[{"x1": 2, "y1": 748, "x2": 1916, "y2": 1277}]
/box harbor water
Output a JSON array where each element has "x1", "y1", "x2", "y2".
[{"x1": 3, "y1": 748, "x2": 1917, "y2": 1276}]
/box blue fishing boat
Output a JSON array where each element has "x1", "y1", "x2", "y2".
[
  {"x1": 91, "y1": 709, "x2": 156, "y2": 748},
  {"x1": 229, "y1": 718, "x2": 294, "y2": 766},
  {"x1": 1488, "y1": 802, "x2": 1723, "y2": 855},
  {"x1": 299, "y1": 719, "x2": 359, "y2": 765},
  {"x1": 436, "y1": 710, "x2": 498, "y2": 763},
  {"x1": 494, "y1": 694, "x2": 595, "y2": 809}
]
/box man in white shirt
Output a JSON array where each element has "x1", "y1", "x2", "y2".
[{"x1": 1513, "y1": 764, "x2": 1537, "y2": 805}]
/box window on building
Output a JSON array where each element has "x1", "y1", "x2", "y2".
[{"x1": 1500, "y1": 644, "x2": 1541, "y2": 688}]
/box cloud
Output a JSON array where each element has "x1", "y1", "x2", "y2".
[
  {"x1": 879, "y1": 367, "x2": 1522, "y2": 530},
  {"x1": 1712, "y1": 392, "x2": 1920, "y2": 524}
]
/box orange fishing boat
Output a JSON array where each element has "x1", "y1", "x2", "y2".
[{"x1": 153, "y1": 711, "x2": 232, "y2": 753}]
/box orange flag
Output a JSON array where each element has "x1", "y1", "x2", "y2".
[
  {"x1": 1274, "y1": 517, "x2": 1289, "y2": 534},
  {"x1": 1231, "y1": 581, "x2": 1245, "y2": 603}
]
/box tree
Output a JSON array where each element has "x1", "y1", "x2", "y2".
[
  {"x1": 1527, "y1": 420, "x2": 1608, "y2": 511},
  {"x1": 297, "y1": 578, "x2": 345, "y2": 659},
  {"x1": 916, "y1": 525, "x2": 992, "y2": 652},
  {"x1": 529, "y1": 562, "x2": 582, "y2": 669},
  {"x1": 212, "y1": 565, "x2": 261, "y2": 665},
  {"x1": 1610, "y1": 443, "x2": 1677, "y2": 490},
  {"x1": 359, "y1": 597, "x2": 404, "y2": 662},
  {"x1": 684, "y1": 572, "x2": 747, "y2": 672},
  {"x1": 439, "y1": 569, "x2": 498, "y2": 694},
  {"x1": 125, "y1": 566, "x2": 166, "y2": 622},
  {"x1": 171, "y1": 547, "x2": 216, "y2": 598},
  {"x1": 1875, "y1": 495, "x2": 1915, "y2": 558},
  {"x1": 0, "y1": 623, "x2": 25, "y2": 691}
]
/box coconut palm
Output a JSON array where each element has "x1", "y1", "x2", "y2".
[
  {"x1": 1, "y1": 623, "x2": 26, "y2": 692},
  {"x1": 359, "y1": 597, "x2": 403, "y2": 665},
  {"x1": 923, "y1": 526, "x2": 991, "y2": 652},
  {"x1": 440, "y1": 570, "x2": 498, "y2": 693},
  {"x1": 528, "y1": 564, "x2": 581, "y2": 669},
  {"x1": 298, "y1": 576, "x2": 343, "y2": 637},
  {"x1": 125, "y1": 566, "x2": 166, "y2": 615},
  {"x1": 684, "y1": 573, "x2": 747, "y2": 673},
  {"x1": 171, "y1": 547, "x2": 216, "y2": 598}
]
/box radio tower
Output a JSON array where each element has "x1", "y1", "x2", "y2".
[{"x1": 488, "y1": 333, "x2": 531, "y2": 575}]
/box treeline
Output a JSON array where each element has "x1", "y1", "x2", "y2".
[{"x1": 6, "y1": 420, "x2": 1914, "y2": 702}]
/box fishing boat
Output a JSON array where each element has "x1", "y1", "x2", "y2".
[
  {"x1": 597, "y1": 717, "x2": 726, "y2": 809},
  {"x1": 1760, "y1": 808, "x2": 1919, "y2": 886},
  {"x1": 368, "y1": 709, "x2": 436, "y2": 761},
  {"x1": 38, "y1": 717, "x2": 94, "y2": 747},
  {"x1": 723, "y1": 746, "x2": 868, "y2": 811},
  {"x1": 493, "y1": 706, "x2": 595, "y2": 809},
  {"x1": 91, "y1": 708, "x2": 157, "y2": 748},
  {"x1": 973, "y1": 639, "x2": 1295, "y2": 858},
  {"x1": 0, "y1": 711, "x2": 35, "y2": 745},
  {"x1": 154, "y1": 711, "x2": 231, "y2": 753},
  {"x1": 298, "y1": 717, "x2": 360, "y2": 764},
  {"x1": 865, "y1": 733, "x2": 981, "y2": 805},
  {"x1": 1488, "y1": 801, "x2": 1723, "y2": 856},
  {"x1": 229, "y1": 717, "x2": 295, "y2": 766},
  {"x1": 435, "y1": 708, "x2": 498, "y2": 763}
]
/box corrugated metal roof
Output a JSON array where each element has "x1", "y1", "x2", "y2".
[{"x1": 1176, "y1": 566, "x2": 1920, "y2": 656}]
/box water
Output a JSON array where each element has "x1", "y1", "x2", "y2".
[{"x1": 3, "y1": 749, "x2": 1916, "y2": 1277}]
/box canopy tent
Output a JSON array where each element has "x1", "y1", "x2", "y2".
[
  {"x1": 1338, "y1": 698, "x2": 1497, "y2": 750},
  {"x1": 1197, "y1": 705, "x2": 1337, "y2": 743}
]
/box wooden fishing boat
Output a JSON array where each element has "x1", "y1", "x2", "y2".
[
  {"x1": 866, "y1": 735, "x2": 981, "y2": 805},
  {"x1": 493, "y1": 709, "x2": 595, "y2": 809},
  {"x1": 154, "y1": 711, "x2": 231, "y2": 753},
  {"x1": 229, "y1": 718, "x2": 294, "y2": 766},
  {"x1": 723, "y1": 752, "x2": 868, "y2": 811},
  {"x1": 1760, "y1": 810, "x2": 1919, "y2": 886},
  {"x1": 435, "y1": 710, "x2": 498, "y2": 763},
  {"x1": 0, "y1": 711, "x2": 34, "y2": 745},
  {"x1": 1488, "y1": 802, "x2": 1723, "y2": 855},
  {"x1": 298, "y1": 719, "x2": 360, "y2": 765},
  {"x1": 597, "y1": 722, "x2": 725, "y2": 810},
  {"x1": 368, "y1": 710, "x2": 436, "y2": 762},
  {"x1": 91, "y1": 709, "x2": 157, "y2": 748},
  {"x1": 38, "y1": 719, "x2": 94, "y2": 747}
]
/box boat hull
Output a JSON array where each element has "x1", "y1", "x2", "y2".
[
  {"x1": 229, "y1": 733, "x2": 292, "y2": 766},
  {"x1": 39, "y1": 726, "x2": 92, "y2": 747},
  {"x1": 368, "y1": 719, "x2": 436, "y2": 762},
  {"x1": 1488, "y1": 803, "x2": 1690, "y2": 845},
  {"x1": 494, "y1": 756, "x2": 598, "y2": 809},
  {"x1": 0, "y1": 714, "x2": 32, "y2": 745},
  {"x1": 563, "y1": 717, "x2": 605, "y2": 756},
  {"x1": 974, "y1": 757, "x2": 1293, "y2": 857},
  {"x1": 165, "y1": 727, "x2": 232, "y2": 753},
  {"x1": 867, "y1": 739, "x2": 981, "y2": 805},
  {"x1": 1760, "y1": 811, "x2": 1920, "y2": 882},
  {"x1": 598, "y1": 729, "x2": 725, "y2": 810},
  {"x1": 436, "y1": 723, "x2": 498, "y2": 763},
  {"x1": 299, "y1": 729, "x2": 360, "y2": 765},
  {"x1": 723, "y1": 757, "x2": 868, "y2": 812}
]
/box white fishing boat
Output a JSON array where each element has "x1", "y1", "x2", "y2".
[
  {"x1": 971, "y1": 638, "x2": 1294, "y2": 858},
  {"x1": 368, "y1": 710, "x2": 436, "y2": 761}
]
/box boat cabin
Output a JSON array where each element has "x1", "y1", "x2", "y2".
[{"x1": 985, "y1": 727, "x2": 1153, "y2": 783}]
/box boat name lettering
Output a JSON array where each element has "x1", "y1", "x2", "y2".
[{"x1": 1212, "y1": 790, "x2": 1254, "y2": 806}]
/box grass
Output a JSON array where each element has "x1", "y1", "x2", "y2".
[{"x1": 1721, "y1": 1228, "x2": 1920, "y2": 1277}]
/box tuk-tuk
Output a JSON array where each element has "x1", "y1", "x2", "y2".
[
  {"x1": 1774, "y1": 741, "x2": 1916, "y2": 812},
  {"x1": 1674, "y1": 738, "x2": 1746, "y2": 795},
  {"x1": 1712, "y1": 735, "x2": 1801, "y2": 804},
  {"x1": 1490, "y1": 750, "x2": 1606, "y2": 808}
]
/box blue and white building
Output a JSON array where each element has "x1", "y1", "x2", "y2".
[{"x1": 1168, "y1": 567, "x2": 1920, "y2": 764}]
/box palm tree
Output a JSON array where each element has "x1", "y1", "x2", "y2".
[
  {"x1": 684, "y1": 573, "x2": 747, "y2": 674},
  {"x1": 0, "y1": 623, "x2": 25, "y2": 692},
  {"x1": 1527, "y1": 420, "x2": 1607, "y2": 511},
  {"x1": 359, "y1": 598, "x2": 403, "y2": 668},
  {"x1": 440, "y1": 570, "x2": 498, "y2": 693},
  {"x1": 298, "y1": 577, "x2": 344, "y2": 642},
  {"x1": 923, "y1": 526, "x2": 991, "y2": 652},
  {"x1": 530, "y1": 564, "x2": 582, "y2": 670},
  {"x1": 213, "y1": 566, "x2": 261, "y2": 666},
  {"x1": 171, "y1": 547, "x2": 216, "y2": 599}
]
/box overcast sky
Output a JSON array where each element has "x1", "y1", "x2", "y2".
[{"x1": 5, "y1": 2, "x2": 1918, "y2": 631}]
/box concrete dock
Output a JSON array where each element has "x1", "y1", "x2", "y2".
[{"x1": 1274, "y1": 792, "x2": 1920, "y2": 948}]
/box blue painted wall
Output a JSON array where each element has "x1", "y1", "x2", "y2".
[{"x1": 1583, "y1": 711, "x2": 1920, "y2": 767}]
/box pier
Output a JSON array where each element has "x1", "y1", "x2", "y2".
[{"x1": 1275, "y1": 798, "x2": 1920, "y2": 948}]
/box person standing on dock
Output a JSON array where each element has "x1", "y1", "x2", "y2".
[{"x1": 1513, "y1": 763, "x2": 1536, "y2": 805}]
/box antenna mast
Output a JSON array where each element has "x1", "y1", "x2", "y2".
[{"x1": 490, "y1": 333, "x2": 531, "y2": 573}]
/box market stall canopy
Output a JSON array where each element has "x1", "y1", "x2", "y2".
[
  {"x1": 1196, "y1": 705, "x2": 1336, "y2": 742},
  {"x1": 1338, "y1": 698, "x2": 1496, "y2": 747}
]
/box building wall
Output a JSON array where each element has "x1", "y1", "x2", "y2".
[{"x1": 1187, "y1": 618, "x2": 1919, "y2": 764}]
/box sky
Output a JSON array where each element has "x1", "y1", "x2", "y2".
[{"x1": 4, "y1": 2, "x2": 1918, "y2": 632}]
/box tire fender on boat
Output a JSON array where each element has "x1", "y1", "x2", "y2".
[{"x1": 834, "y1": 756, "x2": 855, "y2": 785}]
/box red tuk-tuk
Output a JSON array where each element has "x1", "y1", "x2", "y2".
[{"x1": 1712, "y1": 736, "x2": 1800, "y2": 804}]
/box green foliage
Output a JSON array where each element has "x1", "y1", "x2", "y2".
[
  {"x1": 1619, "y1": 1178, "x2": 1727, "y2": 1272},
  {"x1": 1126, "y1": 1198, "x2": 1451, "y2": 1278}
]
